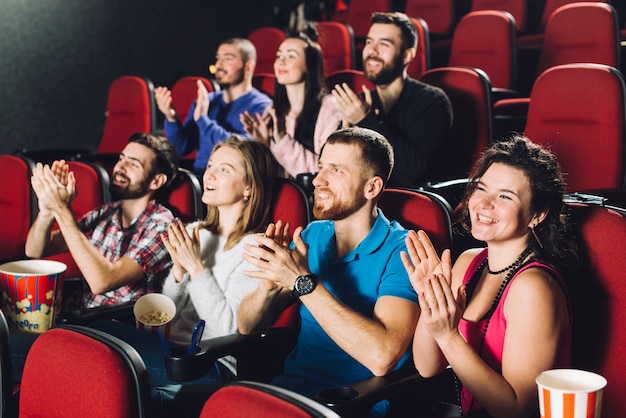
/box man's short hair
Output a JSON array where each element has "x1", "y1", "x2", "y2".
[
  {"x1": 128, "y1": 132, "x2": 179, "y2": 187},
  {"x1": 371, "y1": 11, "x2": 418, "y2": 51},
  {"x1": 221, "y1": 38, "x2": 257, "y2": 64},
  {"x1": 324, "y1": 127, "x2": 394, "y2": 185}
]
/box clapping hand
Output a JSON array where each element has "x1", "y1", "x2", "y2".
[
  {"x1": 31, "y1": 160, "x2": 76, "y2": 218},
  {"x1": 161, "y1": 219, "x2": 204, "y2": 281},
  {"x1": 243, "y1": 222, "x2": 309, "y2": 290},
  {"x1": 193, "y1": 80, "x2": 210, "y2": 121},
  {"x1": 331, "y1": 82, "x2": 373, "y2": 127},
  {"x1": 400, "y1": 230, "x2": 452, "y2": 294},
  {"x1": 154, "y1": 86, "x2": 177, "y2": 122},
  {"x1": 418, "y1": 273, "x2": 467, "y2": 342}
]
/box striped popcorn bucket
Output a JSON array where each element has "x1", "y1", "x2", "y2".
[
  {"x1": 537, "y1": 369, "x2": 607, "y2": 418},
  {"x1": 0, "y1": 260, "x2": 66, "y2": 333},
  {"x1": 133, "y1": 293, "x2": 176, "y2": 339}
]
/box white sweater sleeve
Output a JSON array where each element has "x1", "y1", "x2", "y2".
[{"x1": 163, "y1": 230, "x2": 260, "y2": 340}]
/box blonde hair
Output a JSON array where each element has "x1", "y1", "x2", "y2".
[{"x1": 202, "y1": 135, "x2": 278, "y2": 249}]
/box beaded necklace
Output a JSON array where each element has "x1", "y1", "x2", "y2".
[{"x1": 455, "y1": 247, "x2": 533, "y2": 416}]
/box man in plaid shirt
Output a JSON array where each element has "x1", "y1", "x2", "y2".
[{"x1": 25, "y1": 133, "x2": 179, "y2": 309}]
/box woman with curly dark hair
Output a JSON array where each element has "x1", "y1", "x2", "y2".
[{"x1": 403, "y1": 135, "x2": 576, "y2": 417}]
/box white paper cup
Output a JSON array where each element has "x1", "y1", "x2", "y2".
[
  {"x1": 536, "y1": 369, "x2": 607, "y2": 418},
  {"x1": 133, "y1": 293, "x2": 176, "y2": 339},
  {"x1": 0, "y1": 260, "x2": 67, "y2": 333}
]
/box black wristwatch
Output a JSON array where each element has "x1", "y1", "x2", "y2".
[{"x1": 290, "y1": 274, "x2": 317, "y2": 299}]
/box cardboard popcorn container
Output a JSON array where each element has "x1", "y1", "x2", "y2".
[
  {"x1": 0, "y1": 260, "x2": 67, "y2": 333},
  {"x1": 537, "y1": 369, "x2": 607, "y2": 418},
  {"x1": 133, "y1": 293, "x2": 176, "y2": 339}
]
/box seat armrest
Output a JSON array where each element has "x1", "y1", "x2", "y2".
[
  {"x1": 165, "y1": 327, "x2": 298, "y2": 382},
  {"x1": 316, "y1": 367, "x2": 444, "y2": 418},
  {"x1": 55, "y1": 301, "x2": 136, "y2": 326}
]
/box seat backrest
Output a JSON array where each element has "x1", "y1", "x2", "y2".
[
  {"x1": 252, "y1": 73, "x2": 276, "y2": 98},
  {"x1": 44, "y1": 161, "x2": 111, "y2": 278},
  {"x1": 248, "y1": 27, "x2": 286, "y2": 75},
  {"x1": 378, "y1": 188, "x2": 453, "y2": 254},
  {"x1": 404, "y1": 0, "x2": 456, "y2": 37},
  {"x1": 171, "y1": 76, "x2": 215, "y2": 123},
  {"x1": 342, "y1": 0, "x2": 389, "y2": 40},
  {"x1": 420, "y1": 66, "x2": 493, "y2": 181},
  {"x1": 325, "y1": 69, "x2": 375, "y2": 94},
  {"x1": 536, "y1": 0, "x2": 607, "y2": 34},
  {"x1": 272, "y1": 178, "x2": 311, "y2": 231},
  {"x1": 317, "y1": 21, "x2": 355, "y2": 76},
  {"x1": 19, "y1": 325, "x2": 150, "y2": 418},
  {"x1": 0, "y1": 154, "x2": 36, "y2": 262},
  {"x1": 448, "y1": 10, "x2": 517, "y2": 90},
  {"x1": 98, "y1": 76, "x2": 156, "y2": 154},
  {"x1": 535, "y1": 2, "x2": 620, "y2": 77},
  {"x1": 406, "y1": 17, "x2": 431, "y2": 80},
  {"x1": 471, "y1": 0, "x2": 527, "y2": 32},
  {"x1": 156, "y1": 168, "x2": 204, "y2": 223},
  {"x1": 66, "y1": 161, "x2": 111, "y2": 219},
  {"x1": 524, "y1": 63, "x2": 626, "y2": 191},
  {"x1": 567, "y1": 203, "x2": 626, "y2": 417},
  {"x1": 200, "y1": 381, "x2": 342, "y2": 418}
]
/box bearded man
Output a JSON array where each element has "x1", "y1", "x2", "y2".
[
  {"x1": 332, "y1": 12, "x2": 452, "y2": 188},
  {"x1": 238, "y1": 127, "x2": 419, "y2": 418},
  {"x1": 25, "y1": 133, "x2": 178, "y2": 309},
  {"x1": 155, "y1": 38, "x2": 271, "y2": 176}
]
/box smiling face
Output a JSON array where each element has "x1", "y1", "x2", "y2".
[
  {"x1": 202, "y1": 146, "x2": 251, "y2": 209},
  {"x1": 312, "y1": 143, "x2": 370, "y2": 220},
  {"x1": 362, "y1": 23, "x2": 406, "y2": 85},
  {"x1": 214, "y1": 43, "x2": 245, "y2": 89},
  {"x1": 274, "y1": 38, "x2": 307, "y2": 86},
  {"x1": 468, "y1": 163, "x2": 537, "y2": 245},
  {"x1": 110, "y1": 142, "x2": 157, "y2": 199}
]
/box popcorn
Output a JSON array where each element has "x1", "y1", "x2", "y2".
[{"x1": 139, "y1": 310, "x2": 171, "y2": 325}]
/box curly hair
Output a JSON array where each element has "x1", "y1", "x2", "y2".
[{"x1": 459, "y1": 135, "x2": 577, "y2": 274}]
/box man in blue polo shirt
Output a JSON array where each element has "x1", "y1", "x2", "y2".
[{"x1": 240, "y1": 126, "x2": 419, "y2": 417}]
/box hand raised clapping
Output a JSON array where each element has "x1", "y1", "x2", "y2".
[
  {"x1": 193, "y1": 80, "x2": 210, "y2": 121},
  {"x1": 400, "y1": 230, "x2": 452, "y2": 294},
  {"x1": 161, "y1": 219, "x2": 204, "y2": 282},
  {"x1": 30, "y1": 160, "x2": 76, "y2": 218}
]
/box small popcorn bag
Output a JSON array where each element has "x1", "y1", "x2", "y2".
[{"x1": 0, "y1": 260, "x2": 67, "y2": 333}]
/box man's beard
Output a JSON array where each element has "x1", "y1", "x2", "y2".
[
  {"x1": 216, "y1": 66, "x2": 245, "y2": 90},
  {"x1": 109, "y1": 173, "x2": 152, "y2": 200},
  {"x1": 364, "y1": 52, "x2": 404, "y2": 86},
  {"x1": 312, "y1": 190, "x2": 367, "y2": 221}
]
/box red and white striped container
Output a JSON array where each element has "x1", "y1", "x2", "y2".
[
  {"x1": 0, "y1": 260, "x2": 66, "y2": 333},
  {"x1": 537, "y1": 369, "x2": 607, "y2": 418},
  {"x1": 133, "y1": 293, "x2": 176, "y2": 339}
]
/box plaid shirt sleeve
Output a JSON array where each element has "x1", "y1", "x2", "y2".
[{"x1": 124, "y1": 203, "x2": 174, "y2": 289}]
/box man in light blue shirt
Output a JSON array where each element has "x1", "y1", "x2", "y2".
[{"x1": 240, "y1": 127, "x2": 419, "y2": 417}]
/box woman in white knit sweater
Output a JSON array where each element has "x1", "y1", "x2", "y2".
[{"x1": 93, "y1": 135, "x2": 278, "y2": 403}]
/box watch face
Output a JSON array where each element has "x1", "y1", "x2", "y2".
[{"x1": 295, "y1": 275, "x2": 316, "y2": 295}]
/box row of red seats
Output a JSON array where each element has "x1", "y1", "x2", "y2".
[
  {"x1": 329, "y1": 0, "x2": 626, "y2": 46},
  {"x1": 9, "y1": 197, "x2": 626, "y2": 417}
]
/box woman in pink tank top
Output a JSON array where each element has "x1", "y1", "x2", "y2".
[{"x1": 403, "y1": 135, "x2": 576, "y2": 417}]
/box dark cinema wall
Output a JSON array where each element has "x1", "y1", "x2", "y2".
[{"x1": 0, "y1": 0, "x2": 280, "y2": 155}]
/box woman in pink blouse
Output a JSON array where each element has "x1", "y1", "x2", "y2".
[{"x1": 240, "y1": 26, "x2": 342, "y2": 179}]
